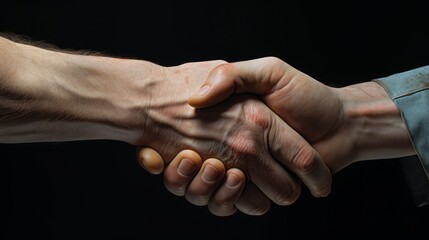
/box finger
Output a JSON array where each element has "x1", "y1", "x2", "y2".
[
  {"x1": 136, "y1": 147, "x2": 165, "y2": 175},
  {"x1": 248, "y1": 149, "x2": 302, "y2": 206},
  {"x1": 184, "y1": 158, "x2": 226, "y2": 206},
  {"x1": 235, "y1": 181, "x2": 271, "y2": 216},
  {"x1": 188, "y1": 56, "x2": 291, "y2": 108},
  {"x1": 163, "y1": 150, "x2": 202, "y2": 196},
  {"x1": 207, "y1": 168, "x2": 245, "y2": 217},
  {"x1": 269, "y1": 114, "x2": 332, "y2": 197}
]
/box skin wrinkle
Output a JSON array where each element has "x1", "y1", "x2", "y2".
[
  {"x1": 265, "y1": 63, "x2": 285, "y2": 94},
  {"x1": 291, "y1": 145, "x2": 318, "y2": 176},
  {"x1": 271, "y1": 62, "x2": 294, "y2": 91}
]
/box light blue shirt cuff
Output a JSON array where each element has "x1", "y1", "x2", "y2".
[{"x1": 374, "y1": 65, "x2": 429, "y2": 207}]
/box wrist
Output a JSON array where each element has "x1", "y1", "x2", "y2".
[{"x1": 337, "y1": 81, "x2": 415, "y2": 161}]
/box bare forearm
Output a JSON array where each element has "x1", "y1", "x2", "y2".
[{"x1": 0, "y1": 36, "x2": 161, "y2": 144}]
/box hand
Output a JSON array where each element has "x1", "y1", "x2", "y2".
[
  {"x1": 134, "y1": 60, "x2": 332, "y2": 215},
  {"x1": 188, "y1": 57, "x2": 415, "y2": 172}
]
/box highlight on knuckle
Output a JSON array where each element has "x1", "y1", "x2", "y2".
[
  {"x1": 212, "y1": 62, "x2": 235, "y2": 77},
  {"x1": 263, "y1": 56, "x2": 284, "y2": 66},
  {"x1": 292, "y1": 145, "x2": 318, "y2": 176},
  {"x1": 244, "y1": 104, "x2": 270, "y2": 128}
]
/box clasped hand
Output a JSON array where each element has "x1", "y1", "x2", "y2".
[{"x1": 137, "y1": 57, "x2": 342, "y2": 216}]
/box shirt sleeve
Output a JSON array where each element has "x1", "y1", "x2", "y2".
[{"x1": 373, "y1": 65, "x2": 429, "y2": 207}]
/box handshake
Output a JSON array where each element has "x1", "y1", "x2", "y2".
[
  {"x1": 135, "y1": 57, "x2": 419, "y2": 216},
  {"x1": 0, "y1": 35, "x2": 424, "y2": 217}
]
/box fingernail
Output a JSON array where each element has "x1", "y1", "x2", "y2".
[
  {"x1": 202, "y1": 165, "x2": 219, "y2": 183},
  {"x1": 225, "y1": 173, "x2": 241, "y2": 188},
  {"x1": 178, "y1": 158, "x2": 196, "y2": 177},
  {"x1": 193, "y1": 85, "x2": 210, "y2": 97}
]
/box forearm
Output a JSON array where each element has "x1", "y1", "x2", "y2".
[
  {"x1": 0, "y1": 36, "x2": 161, "y2": 144},
  {"x1": 336, "y1": 81, "x2": 416, "y2": 161}
]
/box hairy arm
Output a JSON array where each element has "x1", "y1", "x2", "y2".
[{"x1": 0, "y1": 35, "x2": 160, "y2": 143}]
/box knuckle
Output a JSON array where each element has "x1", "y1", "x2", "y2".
[
  {"x1": 244, "y1": 103, "x2": 270, "y2": 128},
  {"x1": 212, "y1": 62, "x2": 235, "y2": 76},
  {"x1": 264, "y1": 56, "x2": 283, "y2": 65},
  {"x1": 292, "y1": 146, "x2": 319, "y2": 175}
]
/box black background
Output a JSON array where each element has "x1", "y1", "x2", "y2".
[{"x1": 1, "y1": 1, "x2": 429, "y2": 239}]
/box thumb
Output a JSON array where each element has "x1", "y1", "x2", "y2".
[
  {"x1": 188, "y1": 57, "x2": 286, "y2": 108},
  {"x1": 188, "y1": 63, "x2": 236, "y2": 108},
  {"x1": 136, "y1": 147, "x2": 165, "y2": 175}
]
